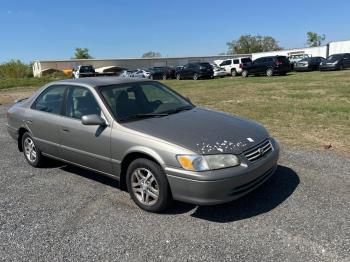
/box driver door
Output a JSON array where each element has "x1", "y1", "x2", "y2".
[{"x1": 59, "y1": 85, "x2": 113, "y2": 174}]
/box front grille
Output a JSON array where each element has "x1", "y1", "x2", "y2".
[{"x1": 244, "y1": 139, "x2": 273, "y2": 162}]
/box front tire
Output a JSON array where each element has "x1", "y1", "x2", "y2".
[
  {"x1": 176, "y1": 73, "x2": 181, "y2": 80},
  {"x1": 22, "y1": 132, "x2": 45, "y2": 167},
  {"x1": 126, "y1": 158, "x2": 172, "y2": 213},
  {"x1": 193, "y1": 73, "x2": 198, "y2": 80}
]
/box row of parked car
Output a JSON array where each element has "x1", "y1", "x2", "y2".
[{"x1": 72, "y1": 52, "x2": 350, "y2": 80}]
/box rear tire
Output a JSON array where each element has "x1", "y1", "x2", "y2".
[
  {"x1": 339, "y1": 64, "x2": 344, "y2": 70},
  {"x1": 266, "y1": 68, "x2": 273, "y2": 77},
  {"x1": 193, "y1": 73, "x2": 198, "y2": 80},
  {"x1": 162, "y1": 74, "x2": 167, "y2": 80},
  {"x1": 231, "y1": 69, "x2": 237, "y2": 77},
  {"x1": 126, "y1": 158, "x2": 172, "y2": 213},
  {"x1": 242, "y1": 70, "x2": 248, "y2": 77},
  {"x1": 176, "y1": 73, "x2": 181, "y2": 80},
  {"x1": 22, "y1": 132, "x2": 45, "y2": 167}
]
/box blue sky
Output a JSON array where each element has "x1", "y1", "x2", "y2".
[{"x1": 1, "y1": 0, "x2": 350, "y2": 62}]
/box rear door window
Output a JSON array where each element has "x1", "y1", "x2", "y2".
[
  {"x1": 233, "y1": 59, "x2": 239, "y2": 64},
  {"x1": 32, "y1": 85, "x2": 66, "y2": 115}
]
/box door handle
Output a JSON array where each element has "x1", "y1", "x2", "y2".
[{"x1": 61, "y1": 128, "x2": 70, "y2": 132}]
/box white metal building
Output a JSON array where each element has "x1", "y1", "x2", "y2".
[
  {"x1": 251, "y1": 39, "x2": 350, "y2": 60},
  {"x1": 32, "y1": 39, "x2": 350, "y2": 77}
]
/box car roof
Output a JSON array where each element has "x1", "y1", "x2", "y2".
[{"x1": 57, "y1": 76, "x2": 153, "y2": 87}]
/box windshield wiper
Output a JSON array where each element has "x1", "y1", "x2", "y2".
[
  {"x1": 119, "y1": 113, "x2": 169, "y2": 122},
  {"x1": 164, "y1": 106, "x2": 194, "y2": 115}
]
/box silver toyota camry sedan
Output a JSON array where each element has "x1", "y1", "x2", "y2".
[{"x1": 7, "y1": 77, "x2": 279, "y2": 212}]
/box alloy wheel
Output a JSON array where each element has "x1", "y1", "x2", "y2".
[
  {"x1": 24, "y1": 137, "x2": 37, "y2": 163},
  {"x1": 131, "y1": 168, "x2": 159, "y2": 206}
]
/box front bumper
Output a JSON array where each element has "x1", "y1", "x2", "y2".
[
  {"x1": 294, "y1": 66, "x2": 311, "y2": 71},
  {"x1": 165, "y1": 138, "x2": 279, "y2": 205},
  {"x1": 320, "y1": 64, "x2": 338, "y2": 71},
  {"x1": 213, "y1": 71, "x2": 227, "y2": 77}
]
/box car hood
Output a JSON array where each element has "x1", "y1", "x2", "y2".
[{"x1": 122, "y1": 107, "x2": 269, "y2": 154}]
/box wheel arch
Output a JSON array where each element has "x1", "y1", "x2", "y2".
[
  {"x1": 119, "y1": 149, "x2": 165, "y2": 191},
  {"x1": 18, "y1": 127, "x2": 29, "y2": 152}
]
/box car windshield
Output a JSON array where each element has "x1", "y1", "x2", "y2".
[
  {"x1": 327, "y1": 55, "x2": 342, "y2": 62},
  {"x1": 98, "y1": 81, "x2": 194, "y2": 122}
]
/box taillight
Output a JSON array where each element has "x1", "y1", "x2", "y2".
[
  {"x1": 275, "y1": 60, "x2": 283, "y2": 65},
  {"x1": 239, "y1": 63, "x2": 243, "y2": 68}
]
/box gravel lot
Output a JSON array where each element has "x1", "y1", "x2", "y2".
[{"x1": 0, "y1": 104, "x2": 349, "y2": 262}]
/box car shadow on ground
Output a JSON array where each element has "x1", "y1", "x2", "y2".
[
  {"x1": 53, "y1": 162, "x2": 299, "y2": 223},
  {"x1": 180, "y1": 165, "x2": 300, "y2": 223}
]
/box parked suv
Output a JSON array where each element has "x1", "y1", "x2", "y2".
[
  {"x1": 319, "y1": 53, "x2": 350, "y2": 71},
  {"x1": 220, "y1": 57, "x2": 252, "y2": 76},
  {"x1": 241, "y1": 56, "x2": 291, "y2": 77},
  {"x1": 72, "y1": 65, "x2": 96, "y2": 78},
  {"x1": 150, "y1": 67, "x2": 175, "y2": 80},
  {"x1": 294, "y1": 57, "x2": 325, "y2": 71},
  {"x1": 176, "y1": 62, "x2": 214, "y2": 80}
]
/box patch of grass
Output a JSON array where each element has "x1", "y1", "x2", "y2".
[
  {"x1": 161, "y1": 70, "x2": 350, "y2": 154},
  {"x1": 0, "y1": 77, "x2": 63, "y2": 90},
  {"x1": 1, "y1": 70, "x2": 349, "y2": 154}
]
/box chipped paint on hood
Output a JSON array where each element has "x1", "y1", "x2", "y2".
[{"x1": 123, "y1": 107, "x2": 269, "y2": 155}]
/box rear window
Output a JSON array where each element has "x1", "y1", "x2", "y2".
[
  {"x1": 241, "y1": 58, "x2": 252, "y2": 64},
  {"x1": 80, "y1": 66, "x2": 94, "y2": 73},
  {"x1": 276, "y1": 56, "x2": 289, "y2": 63}
]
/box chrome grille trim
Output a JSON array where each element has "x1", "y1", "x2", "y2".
[{"x1": 244, "y1": 140, "x2": 273, "y2": 162}]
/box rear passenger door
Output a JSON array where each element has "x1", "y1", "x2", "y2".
[
  {"x1": 59, "y1": 85, "x2": 113, "y2": 174},
  {"x1": 28, "y1": 85, "x2": 67, "y2": 156},
  {"x1": 251, "y1": 58, "x2": 264, "y2": 74}
]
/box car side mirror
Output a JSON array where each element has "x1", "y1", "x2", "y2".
[{"x1": 81, "y1": 114, "x2": 106, "y2": 126}]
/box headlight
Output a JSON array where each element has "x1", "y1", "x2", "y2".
[{"x1": 177, "y1": 154, "x2": 240, "y2": 171}]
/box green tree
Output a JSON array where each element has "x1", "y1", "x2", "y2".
[
  {"x1": 306, "y1": 32, "x2": 326, "y2": 47},
  {"x1": 226, "y1": 35, "x2": 282, "y2": 54},
  {"x1": 73, "y1": 48, "x2": 93, "y2": 59},
  {"x1": 142, "y1": 51, "x2": 162, "y2": 58}
]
